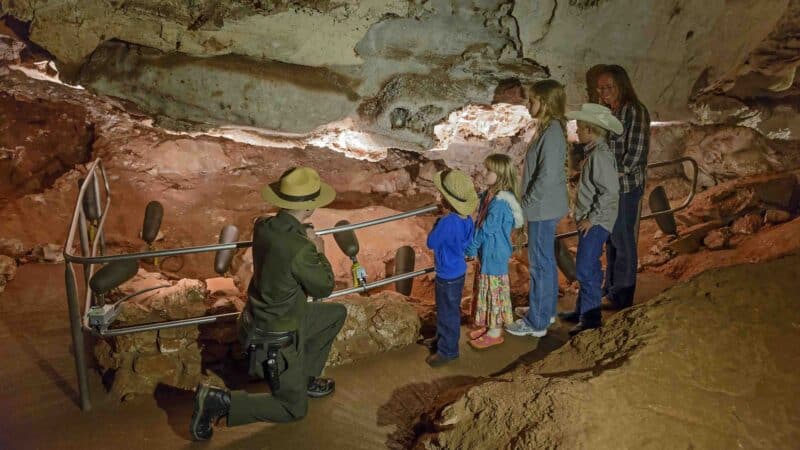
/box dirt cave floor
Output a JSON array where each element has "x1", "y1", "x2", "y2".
[
  {"x1": 0, "y1": 261, "x2": 679, "y2": 450},
  {"x1": 1, "y1": 252, "x2": 799, "y2": 450},
  {"x1": 414, "y1": 254, "x2": 800, "y2": 450}
]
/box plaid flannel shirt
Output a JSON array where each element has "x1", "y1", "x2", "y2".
[{"x1": 607, "y1": 102, "x2": 650, "y2": 193}]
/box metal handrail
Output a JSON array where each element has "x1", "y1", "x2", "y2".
[
  {"x1": 98, "y1": 267, "x2": 437, "y2": 337},
  {"x1": 555, "y1": 156, "x2": 699, "y2": 240},
  {"x1": 63, "y1": 205, "x2": 439, "y2": 264},
  {"x1": 63, "y1": 155, "x2": 699, "y2": 411}
]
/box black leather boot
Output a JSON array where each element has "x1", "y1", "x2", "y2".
[
  {"x1": 190, "y1": 384, "x2": 231, "y2": 441},
  {"x1": 569, "y1": 308, "x2": 602, "y2": 336},
  {"x1": 557, "y1": 310, "x2": 580, "y2": 323},
  {"x1": 307, "y1": 377, "x2": 335, "y2": 398}
]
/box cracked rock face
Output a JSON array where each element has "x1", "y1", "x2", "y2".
[
  {"x1": 412, "y1": 254, "x2": 800, "y2": 449},
  {"x1": 0, "y1": 0, "x2": 547, "y2": 148},
  {"x1": 9, "y1": 0, "x2": 797, "y2": 147},
  {"x1": 327, "y1": 291, "x2": 422, "y2": 367},
  {"x1": 3, "y1": 0, "x2": 799, "y2": 154}
]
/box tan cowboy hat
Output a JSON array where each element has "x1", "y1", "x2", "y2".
[
  {"x1": 433, "y1": 169, "x2": 478, "y2": 216},
  {"x1": 261, "y1": 167, "x2": 336, "y2": 210},
  {"x1": 566, "y1": 103, "x2": 623, "y2": 135}
]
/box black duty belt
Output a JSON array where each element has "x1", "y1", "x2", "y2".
[
  {"x1": 246, "y1": 330, "x2": 297, "y2": 392},
  {"x1": 247, "y1": 330, "x2": 296, "y2": 351}
]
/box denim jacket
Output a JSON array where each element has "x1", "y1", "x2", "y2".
[{"x1": 465, "y1": 191, "x2": 524, "y2": 275}]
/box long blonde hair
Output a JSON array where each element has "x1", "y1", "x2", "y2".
[
  {"x1": 485, "y1": 154, "x2": 520, "y2": 200},
  {"x1": 526, "y1": 80, "x2": 567, "y2": 138}
]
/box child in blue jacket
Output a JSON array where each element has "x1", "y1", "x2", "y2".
[
  {"x1": 465, "y1": 154, "x2": 524, "y2": 349},
  {"x1": 426, "y1": 169, "x2": 477, "y2": 367}
]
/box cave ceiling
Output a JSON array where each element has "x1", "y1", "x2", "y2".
[{"x1": 1, "y1": 0, "x2": 798, "y2": 150}]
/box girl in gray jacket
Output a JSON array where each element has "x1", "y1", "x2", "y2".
[{"x1": 506, "y1": 80, "x2": 569, "y2": 338}]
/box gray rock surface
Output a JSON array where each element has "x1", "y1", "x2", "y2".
[{"x1": 3, "y1": 0, "x2": 797, "y2": 146}]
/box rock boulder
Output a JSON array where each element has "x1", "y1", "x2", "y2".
[{"x1": 327, "y1": 291, "x2": 421, "y2": 367}]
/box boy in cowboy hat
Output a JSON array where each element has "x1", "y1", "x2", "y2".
[
  {"x1": 190, "y1": 167, "x2": 347, "y2": 440},
  {"x1": 425, "y1": 169, "x2": 478, "y2": 367},
  {"x1": 560, "y1": 104, "x2": 621, "y2": 335}
]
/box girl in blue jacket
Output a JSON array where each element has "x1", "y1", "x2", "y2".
[{"x1": 466, "y1": 154, "x2": 524, "y2": 349}]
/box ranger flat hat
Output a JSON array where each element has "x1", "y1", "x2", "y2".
[{"x1": 261, "y1": 167, "x2": 336, "y2": 210}]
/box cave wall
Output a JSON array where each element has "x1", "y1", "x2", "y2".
[
  {"x1": 4, "y1": 0, "x2": 795, "y2": 145},
  {"x1": 518, "y1": 0, "x2": 792, "y2": 120}
]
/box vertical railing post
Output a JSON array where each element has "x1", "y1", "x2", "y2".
[
  {"x1": 92, "y1": 174, "x2": 106, "y2": 255},
  {"x1": 65, "y1": 264, "x2": 91, "y2": 411},
  {"x1": 78, "y1": 210, "x2": 91, "y2": 285}
]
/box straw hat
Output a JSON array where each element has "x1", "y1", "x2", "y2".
[
  {"x1": 566, "y1": 103, "x2": 623, "y2": 135},
  {"x1": 261, "y1": 167, "x2": 336, "y2": 210},
  {"x1": 433, "y1": 169, "x2": 478, "y2": 216}
]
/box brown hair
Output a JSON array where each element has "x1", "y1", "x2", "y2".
[
  {"x1": 593, "y1": 64, "x2": 641, "y2": 107},
  {"x1": 585, "y1": 64, "x2": 607, "y2": 103},
  {"x1": 484, "y1": 153, "x2": 520, "y2": 200},
  {"x1": 525, "y1": 79, "x2": 567, "y2": 137}
]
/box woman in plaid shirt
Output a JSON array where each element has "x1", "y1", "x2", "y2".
[{"x1": 592, "y1": 65, "x2": 650, "y2": 310}]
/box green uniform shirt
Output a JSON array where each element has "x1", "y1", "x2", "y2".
[{"x1": 245, "y1": 210, "x2": 335, "y2": 332}]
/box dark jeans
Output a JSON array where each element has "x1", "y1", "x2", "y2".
[
  {"x1": 576, "y1": 225, "x2": 610, "y2": 318},
  {"x1": 435, "y1": 275, "x2": 465, "y2": 358},
  {"x1": 604, "y1": 185, "x2": 643, "y2": 307}
]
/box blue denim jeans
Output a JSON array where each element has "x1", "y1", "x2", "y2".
[
  {"x1": 434, "y1": 275, "x2": 465, "y2": 358},
  {"x1": 524, "y1": 218, "x2": 560, "y2": 330},
  {"x1": 576, "y1": 225, "x2": 611, "y2": 316},
  {"x1": 604, "y1": 185, "x2": 643, "y2": 306}
]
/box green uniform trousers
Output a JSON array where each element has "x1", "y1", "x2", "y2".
[{"x1": 228, "y1": 302, "x2": 346, "y2": 425}]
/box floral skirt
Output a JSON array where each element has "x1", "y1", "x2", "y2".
[{"x1": 474, "y1": 274, "x2": 514, "y2": 328}]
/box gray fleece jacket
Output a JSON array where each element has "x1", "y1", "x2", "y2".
[
  {"x1": 520, "y1": 120, "x2": 569, "y2": 222},
  {"x1": 574, "y1": 139, "x2": 620, "y2": 233}
]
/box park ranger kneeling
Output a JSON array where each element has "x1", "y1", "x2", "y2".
[{"x1": 190, "y1": 167, "x2": 347, "y2": 441}]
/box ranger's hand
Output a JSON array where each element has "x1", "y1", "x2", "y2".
[{"x1": 305, "y1": 225, "x2": 325, "y2": 253}]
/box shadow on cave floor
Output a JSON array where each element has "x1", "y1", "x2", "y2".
[{"x1": 0, "y1": 263, "x2": 674, "y2": 450}]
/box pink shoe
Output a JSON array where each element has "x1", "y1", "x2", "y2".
[
  {"x1": 468, "y1": 327, "x2": 487, "y2": 339},
  {"x1": 469, "y1": 333, "x2": 504, "y2": 349}
]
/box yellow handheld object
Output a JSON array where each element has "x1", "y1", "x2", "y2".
[{"x1": 351, "y1": 259, "x2": 367, "y2": 287}]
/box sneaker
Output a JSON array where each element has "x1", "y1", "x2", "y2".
[
  {"x1": 504, "y1": 319, "x2": 547, "y2": 337},
  {"x1": 514, "y1": 307, "x2": 555, "y2": 325}
]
